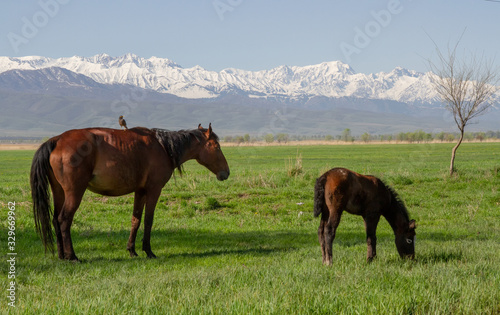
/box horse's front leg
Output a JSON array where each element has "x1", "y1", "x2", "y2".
[
  {"x1": 127, "y1": 190, "x2": 146, "y2": 257},
  {"x1": 142, "y1": 189, "x2": 162, "y2": 258},
  {"x1": 363, "y1": 215, "x2": 380, "y2": 262}
]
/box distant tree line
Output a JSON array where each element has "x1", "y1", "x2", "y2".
[
  {"x1": 222, "y1": 129, "x2": 500, "y2": 144},
  {"x1": 0, "y1": 136, "x2": 45, "y2": 144},
  {"x1": 3, "y1": 131, "x2": 499, "y2": 145}
]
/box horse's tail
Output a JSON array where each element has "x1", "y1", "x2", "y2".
[
  {"x1": 30, "y1": 138, "x2": 57, "y2": 254},
  {"x1": 314, "y1": 173, "x2": 328, "y2": 217}
]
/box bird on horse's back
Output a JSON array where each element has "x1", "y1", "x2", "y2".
[
  {"x1": 51, "y1": 127, "x2": 169, "y2": 197},
  {"x1": 31, "y1": 124, "x2": 230, "y2": 261}
]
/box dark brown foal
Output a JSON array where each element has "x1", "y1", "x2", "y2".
[{"x1": 314, "y1": 168, "x2": 416, "y2": 264}]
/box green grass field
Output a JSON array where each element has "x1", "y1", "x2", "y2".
[{"x1": 1, "y1": 143, "x2": 499, "y2": 314}]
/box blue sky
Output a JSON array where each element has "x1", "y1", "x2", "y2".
[{"x1": 1, "y1": 0, "x2": 498, "y2": 74}]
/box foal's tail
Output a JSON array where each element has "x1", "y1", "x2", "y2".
[
  {"x1": 30, "y1": 138, "x2": 57, "y2": 254},
  {"x1": 314, "y1": 173, "x2": 328, "y2": 217}
]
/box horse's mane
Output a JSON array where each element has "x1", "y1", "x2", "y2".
[
  {"x1": 382, "y1": 181, "x2": 410, "y2": 222},
  {"x1": 152, "y1": 127, "x2": 218, "y2": 174}
]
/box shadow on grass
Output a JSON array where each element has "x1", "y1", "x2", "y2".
[
  {"x1": 416, "y1": 250, "x2": 464, "y2": 264},
  {"x1": 18, "y1": 224, "x2": 475, "y2": 264},
  {"x1": 80, "y1": 228, "x2": 317, "y2": 261},
  {"x1": 83, "y1": 247, "x2": 288, "y2": 264},
  {"x1": 166, "y1": 246, "x2": 290, "y2": 259},
  {"x1": 12, "y1": 226, "x2": 372, "y2": 263},
  {"x1": 7, "y1": 225, "x2": 476, "y2": 267},
  {"x1": 74, "y1": 229, "x2": 467, "y2": 265}
]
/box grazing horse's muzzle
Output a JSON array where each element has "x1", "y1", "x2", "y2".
[
  {"x1": 217, "y1": 170, "x2": 230, "y2": 181},
  {"x1": 399, "y1": 251, "x2": 415, "y2": 260}
]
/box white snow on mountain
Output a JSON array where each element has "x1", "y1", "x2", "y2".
[{"x1": 0, "y1": 54, "x2": 439, "y2": 103}]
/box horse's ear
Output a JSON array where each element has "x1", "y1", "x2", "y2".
[
  {"x1": 203, "y1": 123, "x2": 213, "y2": 139},
  {"x1": 409, "y1": 220, "x2": 416, "y2": 230},
  {"x1": 198, "y1": 124, "x2": 203, "y2": 130}
]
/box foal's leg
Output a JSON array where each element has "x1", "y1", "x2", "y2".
[
  {"x1": 142, "y1": 188, "x2": 162, "y2": 258},
  {"x1": 127, "y1": 190, "x2": 146, "y2": 257},
  {"x1": 323, "y1": 212, "x2": 342, "y2": 266},
  {"x1": 318, "y1": 218, "x2": 328, "y2": 263},
  {"x1": 363, "y1": 215, "x2": 380, "y2": 262},
  {"x1": 321, "y1": 191, "x2": 344, "y2": 266}
]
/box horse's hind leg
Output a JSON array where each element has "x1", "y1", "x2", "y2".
[
  {"x1": 319, "y1": 216, "x2": 339, "y2": 265},
  {"x1": 322, "y1": 194, "x2": 343, "y2": 265},
  {"x1": 127, "y1": 190, "x2": 146, "y2": 257},
  {"x1": 318, "y1": 219, "x2": 327, "y2": 264},
  {"x1": 50, "y1": 179, "x2": 65, "y2": 259},
  {"x1": 59, "y1": 189, "x2": 86, "y2": 261},
  {"x1": 323, "y1": 214, "x2": 341, "y2": 266}
]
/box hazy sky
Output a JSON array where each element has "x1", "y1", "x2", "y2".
[{"x1": 1, "y1": 0, "x2": 498, "y2": 74}]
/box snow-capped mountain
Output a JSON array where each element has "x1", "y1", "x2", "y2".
[
  {"x1": 0, "y1": 54, "x2": 439, "y2": 103},
  {"x1": 2, "y1": 54, "x2": 499, "y2": 137}
]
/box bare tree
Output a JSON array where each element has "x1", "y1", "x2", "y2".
[{"x1": 428, "y1": 37, "x2": 499, "y2": 176}]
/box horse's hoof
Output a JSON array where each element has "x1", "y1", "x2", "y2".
[
  {"x1": 63, "y1": 254, "x2": 80, "y2": 262},
  {"x1": 128, "y1": 250, "x2": 139, "y2": 257},
  {"x1": 146, "y1": 252, "x2": 157, "y2": 259}
]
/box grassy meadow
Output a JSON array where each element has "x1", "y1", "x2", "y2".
[{"x1": 1, "y1": 142, "x2": 499, "y2": 314}]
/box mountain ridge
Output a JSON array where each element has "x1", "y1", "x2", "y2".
[
  {"x1": 0, "y1": 54, "x2": 440, "y2": 103},
  {"x1": 0, "y1": 55, "x2": 498, "y2": 137}
]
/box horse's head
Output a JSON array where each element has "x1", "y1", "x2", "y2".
[
  {"x1": 196, "y1": 123, "x2": 230, "y2": 181},
  {"x1": 395, "y1": 219, "x2": 416, "y2": 259}
]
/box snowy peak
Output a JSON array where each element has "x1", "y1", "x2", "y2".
[
  {"x1": 315, "y1": 61, "x2": 356, "y2": 76},
  {"x1": 383, "y1": 66, "x2": 418, "y2": 78},
  {"x1": 0, "y1": 54, "x2": 438, "y2": 103},
  {"x1": 0, "y1": 56, "x2": 54, "y2": 72}
]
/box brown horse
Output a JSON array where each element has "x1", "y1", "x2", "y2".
[
  {"x1": 314, "y1": 168, "x2": 416, "y2": 264},
  {"x1": 30, "y1": 124, "x2": 229, "y2": 261}
]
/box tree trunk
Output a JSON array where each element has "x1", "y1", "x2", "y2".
[{"x1": 449, "y1": 129, "x2": 464, "y2": 176}]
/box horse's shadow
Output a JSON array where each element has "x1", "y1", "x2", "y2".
[
  {"x1": 73, "y1": 228, "x2": 315, "y2": 263},
  {"x1": 416, "y1": 250, "x2": 464, "y2": 263},
  {"x1": 74, "y1": 227, "x2": 375, "y2": 263},
  {"x1": 24, "y1": 226, "x2": 467, "y2": 264}
]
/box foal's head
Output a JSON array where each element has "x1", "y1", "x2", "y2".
[
  {"x1": 387, "y1": 186, "x2": 417, "y2": 260},
  {"x1": 395, "y1": 219, "x2": 416, "y2": 259},
  {"x1": 196, "y1": 123, "x2": 230, "y2": 181}
]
